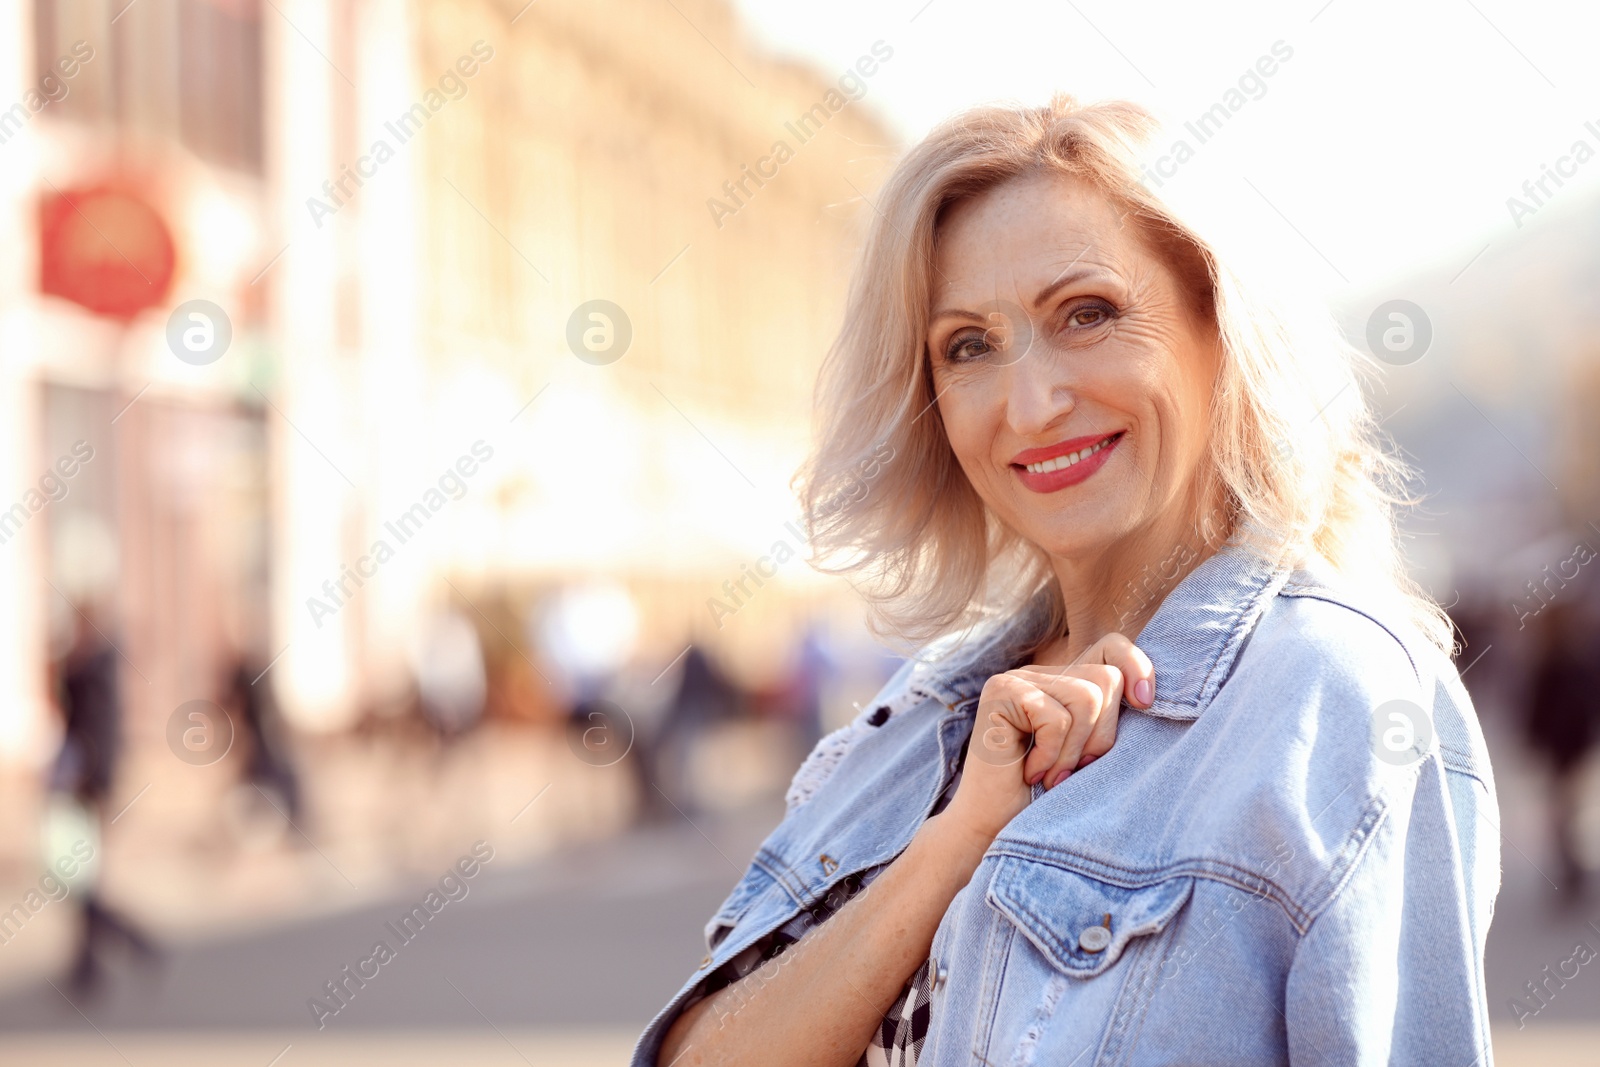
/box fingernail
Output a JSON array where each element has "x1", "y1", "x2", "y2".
[
  {"x1": 1135, "y1": 678, "x2": 1153, "y2": 705},
  {"x1": 1077, "y1": 755, "x2": 1097, "y2": 769},
  {"x1": 1027, "y1": 770, "x2": 1043, "y2": 786}
]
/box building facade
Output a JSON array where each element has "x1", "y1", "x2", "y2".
[{"x1": 0, "y1": 0, "x2": 898, "y2": 766}]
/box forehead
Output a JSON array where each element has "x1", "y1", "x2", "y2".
[{"x1": 931, "y1": 172, "x2": 1145, "y2": 303}]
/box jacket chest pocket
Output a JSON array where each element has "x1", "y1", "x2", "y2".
[
  {"x1": 971, "y1": 856, "x2": 1195, "y2": 1064},
  {"x1": 986, "y1": 857, "x2": 1194, "y2": 978}
]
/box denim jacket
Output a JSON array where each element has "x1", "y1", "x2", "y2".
[{"x1": 632, "y1": 533, "x2": 1501, "y2": 1066}]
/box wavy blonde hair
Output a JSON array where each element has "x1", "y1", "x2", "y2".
[{"x1": 795, "y1": 93, "x2": 1451, "y2": 654}]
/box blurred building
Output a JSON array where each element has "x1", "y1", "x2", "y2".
[
  {"x1": 0, "y1": 0, "x2": 275, "y2": 775},
  {"x1": 0, "y1": 0, "x2": 897, "y2": 769}
]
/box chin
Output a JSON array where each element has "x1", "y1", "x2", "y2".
[
  {"x1": 1019, "y1": 514, "x2": 1120, "y2": 562},
  {"x1": 1017, "y1": 492, "x2": 1137, "y2": 555}
]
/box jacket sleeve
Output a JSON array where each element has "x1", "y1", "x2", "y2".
[{"x1": 1284, "y1": 750, "x2": 1499, "y2": 1066}]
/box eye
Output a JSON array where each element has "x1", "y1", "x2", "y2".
[
  {"x1": 942, "y1": 327, "x2": 993, "y2": 364},
  {"x1": 1065, "y1": 300, "x2": 1115, "y2": 330}
]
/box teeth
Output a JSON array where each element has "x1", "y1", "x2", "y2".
[{"x1": 1024, "y1": 435, "x2": 1115, "y2": 475}]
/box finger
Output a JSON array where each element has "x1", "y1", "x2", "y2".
[
  {"x1": 1077, "y1": 695, "x2": 1122, "y2": 768},
  {"x1": 1010, "y1": 664, "x2": 1121, "y2": 721},
  {"x1": 1007, "y1": 671, "x2": 1104, "y2": 786},
  {"x1": 1064, "y1": 666, "x2": 1124, "y2": 772},
  {"x1": 1030, "y1": 676, "x2": 1104, "y2": 788},
  {"x1": 1016, "y1": 687, "x2": 1069, "y2": 786},
  {"x1": 1013, "y1": 666, "x2": 1125, "y2": 777},
  {"x1": 970, "y1": 678, "x2": 1035, "y2": 768},
  {"x1": 1083, "y1": 632, "x2": 1155, "y2": 708}
]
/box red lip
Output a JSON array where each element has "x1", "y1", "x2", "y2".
[
  {"x1": 1010, "y1": 431, "x2": 1124, "y2": 494},
  {"x1": 1011, "y1": 431, "x2": 1122, "y2": 467}
]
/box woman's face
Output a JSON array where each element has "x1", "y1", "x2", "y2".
[{"x1": 927, "y1": 172, "x2": 1222, "y2": 563}]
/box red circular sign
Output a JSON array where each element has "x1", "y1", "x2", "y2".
[{"x1": 40, "y1": 185, "x2": 176, "y2": 321}]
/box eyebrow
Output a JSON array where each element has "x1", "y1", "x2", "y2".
[
  {"x1": 1032, "y1": 265, "x2": 1101, "y2": 310},
  {"x1": 928, "y1": 266, "x2": 1109, "y2": 325}
]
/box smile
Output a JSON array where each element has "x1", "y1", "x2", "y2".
[
  {"x1": 1021, "y1": 434, "x2": 1119, "y2": 474},
  {"x1": 1010, "y1": 431, "x2": 1124, "y2": 493}
]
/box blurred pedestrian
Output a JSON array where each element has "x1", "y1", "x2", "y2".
[
  {"x1": 785, "y1": 624, "x2": 832, "y2": 753},
  {"x1": 1445, "y1": 586, "x2": 1504, "y2": 712},
  {"x1": 226, "y1": 654, "x2": 304, "y2": 825},
  {"x1": 532, "y1": 581, "x2": 656, "y2": 812},
  {"x1": 410, "y1": 607, "x2": 488, "y2": 742},
  {"x1": 1523, "y1": 599, "x2": 1600, "y2": 906},
  {"x1": 50, "y1": 602, "x2": 160, "y2": 997},
  {"x1": 647, "y1": 645, "x2": 743, "y2": 820}
]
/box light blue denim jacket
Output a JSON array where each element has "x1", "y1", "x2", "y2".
[{"x1": 632, "y1": 533, "x2": 1501, "y2": 1066}]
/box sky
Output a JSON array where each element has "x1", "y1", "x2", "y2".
[{"x1": 730, "y1": 0, "x2": 1600, "y2": 299}]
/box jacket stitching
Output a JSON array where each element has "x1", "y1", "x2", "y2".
[
  {"x1": 983, "y1": 847, "x2": 1315, "y2": 933},
  {"x1": 1276, "y1": 587, "x2": 1422, "y2": 685},
  {"x1": 1102, "y1": 930, "x2": 1171, "y2": 1067},
  {"x1": 974, "y1": 909, "x2": 1014, "y2": 1066},
  {"x1": 1194, "y1": 562, "x2": 1289, "y2": 706},
  {"x1": 1297, "y1": 755, "x2": 1429, "y2": 929},
  {"x1": 1321, "y1": 771, "x2": 1404, "y2": 895}
]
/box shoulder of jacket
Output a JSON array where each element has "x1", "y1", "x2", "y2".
[
  {"x1": 782, "y1": 654, "x2": 921, "y2": 814},
  {"x1": 1208, "y1": 565, "x2": 1496, "y2": 913},
  {"x1": 1268, "y1": 564, "x2": 1427, "y2": 691},
  {"x1": 781, "y1": 620, "x2": 994, "y2": 814}
]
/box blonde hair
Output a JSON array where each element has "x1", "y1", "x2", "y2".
[{"x1": 795, "y1": 93, "x2": 1451, "y2": 654}]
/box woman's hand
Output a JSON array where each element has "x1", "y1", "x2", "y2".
[{"x1": 941, "y1": 632, "x2": 1154, "y2": 845}]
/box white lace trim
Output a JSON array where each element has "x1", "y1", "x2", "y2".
[
  {"x1": 782, "y1": 656, "x2": 947, "y2": 813},
  {"x1": 781, "y1": 598, "x2": 1052, "y2": 814},
  {"x1": 783, "y1": 718, "x2": 875, "y2": 813}
]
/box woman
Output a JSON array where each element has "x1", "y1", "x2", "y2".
[{"x1": 636, "y1": 95, "x2": 1498, "y2": 1066}]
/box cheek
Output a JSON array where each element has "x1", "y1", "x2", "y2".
[
  {"x1": 941, "y1": 416, "x2": 989, "y2": 484},
  {"x1": 938, "y1": 397, "x2": 1014, "y2": 502},
  {"x1": 1079, "y1": 342, "x2": 1166, "y2": 432},
  {"x1": 933, "y1": 384, "x2": 996, "y2": 466},
  {"x1": 1137, "y1": 360, "x2": 1211, "y2": 473}
]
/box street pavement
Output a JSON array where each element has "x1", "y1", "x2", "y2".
[
  {"x1": 0, "y1": 727, "x2": 1596, "y2": 1066},
  {"x1": 0, "y1": 800, "x2": 775, "y2": 1036}
]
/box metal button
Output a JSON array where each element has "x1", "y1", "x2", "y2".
[
  {"x1": 1079, "y1": 914, "x2": 1113, "y2": 953},
  {"x1": 931, "y1": 958, "x2": 948, "y2": 990},
  {"x1": 698, "y1": 955, "x2": 712, "y2": 969},
  {"x1": 819, "y1": 853, "x2": 839, "y2": 875}
]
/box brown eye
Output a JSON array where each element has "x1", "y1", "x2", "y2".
[
  {"x1": 943, "y1": 329, "x2": 993, "y2": 363},
  {"x1": 1070, "y1": 305, "x2": 1109, "y2": 327}
]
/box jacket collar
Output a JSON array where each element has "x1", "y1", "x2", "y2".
[{"x1": 897, "y1": 523, "x2": 1298, "y2": 722}]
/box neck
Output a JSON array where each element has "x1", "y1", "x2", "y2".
[{"x1": 1049, "y1": 484, "x2": 1233, "y2": 663}]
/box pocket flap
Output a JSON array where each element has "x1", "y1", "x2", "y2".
[{"x1": 986, "y1": 856, "x2": 1193, "y2": 978}]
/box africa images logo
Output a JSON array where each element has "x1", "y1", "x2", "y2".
[
  {"x1": 307, "y1": 842, "x2": 495, "y2": 1028},
  {"x1": 305, "y1": 42, "x2": 495, "y2": 229},
  {"x1": 705, "y1": 41, "x2": 893, "y2": 229}
]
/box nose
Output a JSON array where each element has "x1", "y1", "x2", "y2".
[{"x1": 1003, "y1": 338, "x2": 1076, "y2": 440}]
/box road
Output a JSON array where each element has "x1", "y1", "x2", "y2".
[
  {"x1": 0, "y1": 736, "x2": 1596, "y2": 1066},
  {"x1": 0, "y1": 801, "x2": 774, "y2": 1037}
]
